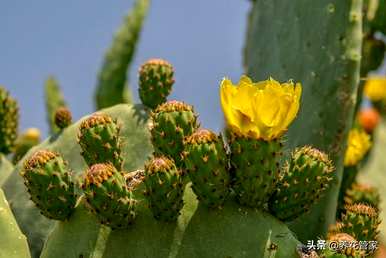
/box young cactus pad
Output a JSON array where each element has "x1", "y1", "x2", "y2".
[
  {"x1": 270, "y1": 146, "x2": 334, "y2": 221},
  {"x1": 0, "y1": 86, "x2": 19, "y2": 154},
  {"x1": 150, "y1": 100, "x2": 199, "y2": 166},
  {"x1": 21, "y1": 150, "x2": 77, "y2": 221},
  {"x1": 183, "y1": 129, "x2": 230, "y2": 208},
  {"x1": 82, "y1": 163, "x2": 138, "y2": 229},
  {"x1": 139, "y1": 58, "x2": 175, "y2": 109},
  {"x1": 78, "y1": 113, "x2": 123, "y2": 170},
  {"x1": 144, "y1": 156, "x2": 184, "y2": 221},
  {"x1": 44, "y1": 76, "x2": 67, "y2": 135}
]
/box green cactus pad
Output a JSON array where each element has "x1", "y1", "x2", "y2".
[
  {"x1": 320, "y1": 233, "x2": 363, "y2": 258},
  {"x1": 0, "y1": 86, "x2": 19, "y2": 155},
  {"x1": 183, "y1": 129, "x2": 230, "y2": 208},
  {"x1": 150, "y1": 100, "x2": 199, "y2": 166},
  {"x1": 144, "y1": 156, "x2": 184, "y2": 221},
  {"x1": 228, "y1": 132, "x2": 282, "y2": 209},
  {"x1": 270, "y1": 146, "x2": 334, "y2": 221},
  {"x1": 2, "y1": 104, "x2": 152, "y2": 258},
  {"x1": 21, "y1": 150, "x2": 77, "y2": 220},
  {"x1": 341, "y1": 203, "x2": 380, "y2": 241},
  {"x1": 44, "y1": 76, "x2": 67, "y2": 135},
  {"x1": 54, "y1": 107, "x2": 72, "y2": 129},
  {"x1": 0, "y1": 154, "x2": 14, "y2": 186},
  {"x1": 139, "y1": 58, "x2": 175, "y2": 109},
  {"x1": 83, "y1": 163, "x2": 141, "y2": 229},
  {"x1": 12, "y1": 128, "x2": 41, "y2": 164},
  {"x1": 344, "y1": 183, "x2": 380, "y2": 208},
  {"x1": 78, "y1": 113, "x2": 123, "y2": 170},
  {"x1": 0, "y1": 188, "x2": 31, "y2": 258},
  {"x1": 95, "y1": 0, "x2": 150, "y2": 109}
]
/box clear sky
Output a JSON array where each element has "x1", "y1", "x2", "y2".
[{"x1": 1, "y1": 0, "x2": 250, "y2": 136}]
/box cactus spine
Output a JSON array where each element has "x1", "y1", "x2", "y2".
[
  {"x1": 78, "y1": 113, "x2": 123, "y2": 170},
  {"x1": 270, "y1": 146, "x2": 334, "y2": 221},
  {"x1": 143, "y1": 156, "x2": 184, "y2": 221},
  {"x1": 21, "y1": 150, "x2": 77, "y2": 220},
  {"x1": 95, "y1": 0, "x2": 150, "y2": 109},
  {"x1": 183, "y1": 129, "x2": 230, "y2": 208},
  {"x1": 0, "y1": 86, "x2": 19, "y2": 154},
  {"x1": 138, "y1": 59, "x2": 175, "y2": 109}
]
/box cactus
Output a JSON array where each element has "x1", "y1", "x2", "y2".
[
  {"x1": 1, "y1": 104, "x2": 152, "y2": 257},
  {"x1": 95, "y1": 0, "x2": 150, "y2": 109},
  {"x1": 12, "y1": 128, "x2": 41, "y2": 164},
  {"x1": 320, "y1": 233, "x2": 363, "y2": 258},
  {"x1": 0, "y1": 188, "x2": 31, "y2": 258},
  {"x1": 54, "y1": 106, "x2": 72, "y2": 129},
  {"x1": 78, "y1": 113, "x2": 123, "y2": 170},
  {"x1": 344, "y1": 183, "x2": 380, "y2": 208},
  {"x1": 0, "y1": 86, "x2": 19, "y2": 154},
  {"x1": 270, "y1": 146, "x2": 334, "y2": 222},
  {"x1": 21, "y1": 150, "x2": 77, "y2": 220},
  {"x1": 144, "y1": 156, "x2": 184, "y2": 221},
  {"x1": 183, "y1": 129, "x2": 230, "y2": 209},
  {"x1": 150, "y1": 100, "x2": 199, "y2": 166},
  {"x1": 44, "y1": 76, "x2": 67, "y2": 134},
  {"x1": 138, "y1": 59, "x2": 175, "y2": 109},
  {"x1": 83, "y1": 163, "x2": 142, "y2": 229},
  {"x1": 341, "y1": 203, "x2": 380, "y2": 241},
  {"x1": 244, "y1": 0, "x2": 363, "y2": 240}
]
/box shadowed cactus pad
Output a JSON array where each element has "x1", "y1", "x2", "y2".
[
  {"x1": 341, "y1": 204, "x2": 380, "y2": 241},
  {"x1": 228, "y1": 132, "x2": 282, "y2": 209},
  {"x1": 82, "y1": 163, "x2": 139, "y2": 229},
  {"x1": 150, "y1": 100, "x2": 198, "y2": 165},
  {"x1": 139, "y1": 58, "x2": 175, "y2": 109},
  {"x1": 144, "y1": 156, "x2": 184, "y2": 221},
  {"x1": 78, "y1": 113, "x2": 123, "y2": 170},
  {"x1": 21, "y1": 150, "x2": 77, "y2": 220},
  {"x1": 0, "y1": 86, "x2": 19, "y2": 154},
  {"x1": 184, "y1": 129, "x2": 230, "y2": 208},
  {"x1": 54, "y1": 107, "x2": 72, "y2": 129},
  {"x1": 270, "y1": 146, "x2": 334, "y2": 221},
  {"x1": 344, "y1": 183, "x2": 380, "y2": 208}
]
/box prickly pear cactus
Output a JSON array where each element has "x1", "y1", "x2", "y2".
[
  {"x1": 12, "y1": 128, "x2": 41, "y2": 164},
  {"x1": 244, "y1": 0, "x2": 363, "y2": 240},
  {"x1": 95, "y1": 0, "x2": 150, "y2": 109},
  {"x1": 0, "y1": 154, "x2": 14, "y2": 186},
  {"x1": 54, "y1": 106, "x2": 72, "y2": 129},
  {"x1": 0, "y1": 86, "x2": 19, "y2": 154},
  {"x1": 2, "y1": 104, "x2": 152, "y2": 258},
  {"x1": 0, "y1": 188, "x2": 31, "y2": 258},
  {"x1": 44, "y1": 76, "x2": 67, "y2": 135}
]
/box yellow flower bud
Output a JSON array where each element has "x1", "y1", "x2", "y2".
[
  {"x1": 344, "y1": 128, "x2": 371, "y2": 167},
  {"x1": 364, "y1": 77, "x2": 386, "y2": 102},
  {"x1": 220, "y1": 75, "x2": 302, "y2": 141}
]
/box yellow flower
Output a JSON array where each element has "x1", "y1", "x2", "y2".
[
  {"x1": 220, "y1": 75, "x2": 302, "y2": 141},
  {"x1": 344, "y1": 128, "x2": 371, "y2": 167},
  {"x1": 23, "y1": 128, "x2": 41, "y2": 141},
  {"x1": 364, "y1": 77, "x2": 386, "y2": 102}
]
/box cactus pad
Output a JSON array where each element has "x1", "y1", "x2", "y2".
[
  {"x1": 0, "y1": 86, "x2": 19, "y2": 154},
  {"x1": 139, "y1": 58, "x2": 175, "y2": 109}
]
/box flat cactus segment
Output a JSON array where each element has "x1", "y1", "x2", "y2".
[
  {"x1": 244, "y1": 0, "x2": 363, "y2": 240},
  {"x1": 21, "y1": 150, "x2": 77, "y2": 220},
  {"x1": 144, "y1": 156, "x2": 184, "y2": 221},
  {"x1": 228, "y1": 132, "x2": 282, "y2": 209},
  {"x1": 0, "y1": 188, "x2": 31, "y2": 258},
  {"x1": 0, "y1": 86, "x2": 19, "y2": 154},
  {"x1": 40, "y1": 199, "x2": 110, "y2": 258},
  {"x1": 344, "y1": 183, "x2": 380, "y2": 208},
  {"x1": 270, "y1": 146, "x2": 334, "y2": 221},
  {"x1": 44, "y1": 76, "x2": 67, "y2": 134},
  {"x1": 78, "y1": 113, "x2": 123, "y2": 170},
  {"x1": 95, "y1": 0, "x2": 150, "y2": 109},
  {"x1": 0, "y1": 154, "x2": 14, "y2": 187},
  {"x1": 175, "y1": 202, "x2": 300, "y2": 258},
  {"x1": 139, "y1": 58, "x2": 175, "y2": 109},
  {"x1": 1, "y1": 104, "x2": 152, "y2": 258},
  {"x1": 183, "y1": 129, "x2": 230, "y2": 208}
]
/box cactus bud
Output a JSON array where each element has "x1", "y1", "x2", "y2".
[
  {"x1": 138, "y1": 58, "x2": 175, "y2": 109},
  {"x1": 83, "y1": 163, "x2": 143, "y2": 229},
  {"x1": 150, "y1": 100, "x2": 198, "y2": 166},
  {"x1": 0, "y1": 86, "x2": 19, "y2": 154},
  {"x1": 78, "y1": 113, "x2": 123, "y2": 170},
  {"x1": 21, "y1": 150, "x2": 77, "y2": 220},
  {"x1": 54, "y1": 107, "x2": 72, "y2": 129},
  {"x1": 184, "y1": 129, "x2": 230, "y2": 208},
  {"x1": 12, "y1": 128, "x2": 41, "y2": 163},
  {"x1": 344, "y1": 183, "x2": 380, "y2": 208},
  {"x1": 144, "y1": 156, "x2": 184, "y2": 221},
  {"x1": 269, "y1": 146, "x2": 334, "y2": 221}
]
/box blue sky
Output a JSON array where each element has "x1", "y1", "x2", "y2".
[{"x1": 1, "y1": 0, "x2": 250, "y2": 136}]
